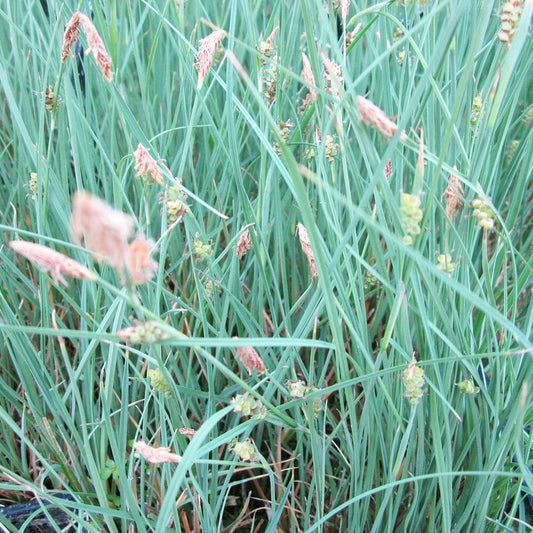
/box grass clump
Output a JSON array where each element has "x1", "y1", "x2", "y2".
[{"x1": 0, "y1": 0, "x2": 531, "y2": 531}]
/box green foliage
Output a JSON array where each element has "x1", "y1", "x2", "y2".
[{"x1": 0, "y1": 0, "x2": 531, "y2": 531}]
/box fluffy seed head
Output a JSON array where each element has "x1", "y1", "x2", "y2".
[
  {"x1": 61, "y1": 12, "x2": 82, "y2": 62},
  {"x1": 133, "y1": 143, "x2": 164, "y2": 185},
  {"x1": 357, "y1": 95, "x2": 406, "y2": 140},
  {"x1": 234, "y1": 341, "x2": 267, "y2": 375},
  {"x1": 70, "y1": 191, "x2": 135, "y2": 270},
  {"x1": 195, "y1": 29, "x2": 226, "y2": 89},
  {"x1": 61, "y1": 12, "x2": 113, "y2": 81},
  {"x1": 9, "y1": 240, "x2": 97, "y2": 286},
  {"x1": 125, "y1": 236, "x2": 158, "y2": 285},
  {"x1": 134, "y1": 441, "x2": 181, "y2": 464}
]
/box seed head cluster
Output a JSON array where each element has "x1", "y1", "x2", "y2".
[{"x1": 61, "y1": 11, "x2": 113, "y2": 82}]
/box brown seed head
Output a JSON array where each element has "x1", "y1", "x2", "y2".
[
  {"x1": 236, "y1": 228, "x2": 253, "y2": 259},
  {"x1": 79, "y1": 13, "x2": 113, "y2": 81},
  {"x1": 125, "y1": 236, "x2": 158, "y2": 285},
  {"x1": 61, "y1": 12, "x2": 82, "y2": 62},
  {"x1": 384, "y1": 159, "x2": 393, "y2": 179},
  {"x1": 133, "y1": 441, "x2": 181, "y2": 464},
  {"x1": 61, "y1": 12, "x2": 113, "y2": 81},
  {"x1": 195, "y1": 29, "x2": 226, "y2": 89},
  {"x1": 357, "y1": 95, "x2": 406, "y2": 140},
  {"x1": 133, "y1": 143, "x2": 164, "y2": 185},
  {"x1": 70, "y1": 191, "x2": 135, "y2": 269},
  {"x1": 178, "y1": 427, "x2": 197, "y2": 438},
  {"x1": 321, "y1": 53, "x2": 344, "y2": 98},
  {"x1": 234, "y1": 341, "x2": 267, "y2": 375},
  {"x1": 441, "y1": 167, "x2": 464, "y2": 222},
  {"x1": 301, "y1": 52, "x2": 317, "y2": 104},
  {"x1": 345, "y1": 23, "x2": 363, "y2": 48},
  {"x1": 296, "y1": 222, "x2": 318, "y2": 280},
  {"x1": 9, "y1": 240, "x2": 97, "y2": 286}
]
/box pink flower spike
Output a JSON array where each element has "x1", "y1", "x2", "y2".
[{"x1": 9, "y1": 240, "x2": 97, "y2": 286}]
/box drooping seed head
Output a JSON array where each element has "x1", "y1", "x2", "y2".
[{"x1": 9, "y1": 240, "x2": 97, "y2": 286}]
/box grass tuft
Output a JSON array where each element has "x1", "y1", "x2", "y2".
[{"x1": 0, "y1": 1, "x2": 531, "y2": 531}]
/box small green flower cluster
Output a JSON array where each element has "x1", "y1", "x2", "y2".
[
  {"x1": 364, "y1": 272, "x2": 379, "y2": 292},
  {"x1": 523, "y1": 108, "x2": 533, "y2": 129},
  {"x1": 163, "y1": 184, "x2": 188, "y2": 224},
  {"x1": 456, "y1": 378, "x2": 480, "y2": 394},
  {"x1": 436, "y1": 253, "x2": 457, "y2": 275},
  {"x1": 287, "y1": 380, "x2": 322, "y2": 418},
  {"x1": 44, "y1": 85, "x2": 62, "y2": 112},
  {"x1": 472, "y1": 197, "x2": 496, "y2": 231},
  {"x1": 274, "y1": 119, "x2": 293, "y2": 155},
  {"x1": 231, "y1": 394, "x2": 268, "y2": 419},
  {"x1": 193, "y1": 239, "x2": 213, "y2": 261},
  {"x1": 400, "y1": 193, "x2": 423, "y2": 245},
  {"x1": 257, "y1": 28, "x2": 277, "y2": 63},
  {"x1": 27, "y1": 172, "x2": 39, "y2": 200},
  {"x1": 117, "y1": 320, "x2": 170, "y2": 344},
  {"x1": 470, "y1": 94, "x2": 483, "y2": 129},
  {"x1": 230, "y1": 438, "x2": 259, "y2": 462},
  {"x1": 402, "y1": 358, "x2": 426, "y2": 405},
  {"x1": 202, "y1": 276, "x2": 219, "y2": 299},
  {"x1": 505, "y1": 139, "x2": 520, "y2": 164},
  {"x1": 324, "y1": 134, "x2": 340, "y2": 163},
  {"x1": 263, "y1": 59, "x2": 278, "y2": 104},
  {"x1": 148, "y1": 368, "x2": 171, "y2": 397}
]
